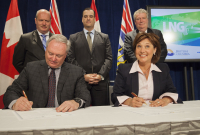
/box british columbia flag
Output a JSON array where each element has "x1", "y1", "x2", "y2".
[
  {"x1": 117, "y1": 0, "x2": 134, "y2": 69},
  {"x1": 50, "y1": 0, "x2": 62, "y2": 34}
]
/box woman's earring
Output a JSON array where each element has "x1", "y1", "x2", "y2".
[{"x1": 154, "y1": 52, "x2": 155, "y2": 55}]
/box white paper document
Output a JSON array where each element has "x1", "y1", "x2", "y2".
[
  {"x1": 14, "y1": 108, "x2": 69, "y2": 120},
  {"x1": 120, "y1": 104, "x2": 182, "y2": 116}
]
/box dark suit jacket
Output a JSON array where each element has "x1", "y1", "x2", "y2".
[
  {"x1": 13, "y1": 30, "x2": 53, "y2": 73},
  {"x1": 111, "y1": 63, "x2": 182, "y2": 106},
  {"x1": 67, "y1": 30, "x2": 113, "y2": 80},
  {"x1": 124, "y1": 28, "x2": 167, "y2": 63},
  {"x1": 3, "y1": 60, "x2": 91, "y2": 108}
]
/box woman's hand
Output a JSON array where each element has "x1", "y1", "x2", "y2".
[
  {"x1": 123, "y1": 97, "x2": 145, "y2": 107},
  {"x1": 149, "y1": 97, "x2": 173, "y2": 107}
]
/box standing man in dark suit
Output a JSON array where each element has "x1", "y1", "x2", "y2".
[
  {"x1": 3, "y1": 34, "x2": 91, "y2": 112},
  {"x1": 67, "y1": 8, "x2": 113, "y2": 106},
  {"x1": 124, "y1": 8, "x2": 167, "y2": 63},
  {"x1": 13, "y1": 9, "x2": 53, "y2": 73}
]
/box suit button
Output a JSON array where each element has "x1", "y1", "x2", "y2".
[{"x1": 91, "y1": 58, "x2": 93, "y2": 60}]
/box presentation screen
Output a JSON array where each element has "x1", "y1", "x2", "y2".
[{"x1": 147, "y1": 6, "x2": 200, "y2": 62}]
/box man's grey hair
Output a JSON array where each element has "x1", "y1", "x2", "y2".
[
  {"x1": 133, "y1": 8, "x2": 148, "y2": 21},
  {"x1": 35, "y1": 9, "x2": 51, "y2": 19},
  {"x1": 46, "y1": 34, "x2": 71, "y2": 53}
]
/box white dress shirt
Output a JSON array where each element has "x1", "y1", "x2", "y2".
[
  {"x1": 83, "y1": 28, "x2": 95, "y2": 43},
  {"x1": 37, "y1": 30, "x2": 50, "y2": 47}
]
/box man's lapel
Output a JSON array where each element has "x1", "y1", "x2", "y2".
[
  {"x1": 132, "y1": 30, "x2": 138, "y2": 39},
  {"x1": 81, "y1": 31, "x2": 92, "y2": 55},
  {"x1": 32, "y1": 30, "x2": 45, "y2": 52},
  {"x1": 147, "y1": 28, "x2": 153, "y2": 33},
  {"x1": 49, "y1": 32, "x2": 53, "y2": 37},
  {"x1": 57, "y1": 62, "x2": 70, "y2": 104},
  {"x1": 39, "y1": 60, "x2": 49, "y2": 104},
  {"x1": 92, "y1": 30, "x2": 98, "y2": 54}
]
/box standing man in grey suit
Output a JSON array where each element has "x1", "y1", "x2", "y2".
[
  {"x1": 3, "y1": 34, "x2": 91, "y2": 112},
  {"x1": 67, "y1": 8, "x2": 113, "y2": 106},
  {"x1": 124, "y1": 8, "x2": 167, "y2": 63},
  {"x1": 13, "y1": 9, "x2": 53, "y2": 73}
]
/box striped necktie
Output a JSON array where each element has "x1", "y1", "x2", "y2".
[{"x1": 41, "y1": 34, "x2": 47, "y2": 50}]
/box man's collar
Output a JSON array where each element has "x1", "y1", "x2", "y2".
[
  {"x1": 83, "y1": 28, "x2": 95, "y2": 34},
  {"x1": 37, "y1": 30, "x2": 50, "y2": 36},
  {"x1": 139, "y1": 29, "x2": 147, "y2": 33},
  {"x1": 48, "y1": 65, "x2": 61, "y2": 70},
  {"x1": 136, "y1": 28, "x2": 148, "y2": 33}
]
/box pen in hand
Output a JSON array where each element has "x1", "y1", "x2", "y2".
[
  {"x1": 22, "y1": 91, "x2": 27, "y2": 98},
  {"x1": 22, "y1": 90, "x2": 32, "y2": 110},
  {"x1": 131, "y1": 92, "x2": 147, "y2": 105},
  {"x1": 15, "y1": 81, "x2": 32, "y2": 109}
]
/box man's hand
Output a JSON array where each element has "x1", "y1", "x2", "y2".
[
  {"x1": 84, "y1": 74, "x2": 101, "y2": 84},
  {"x1": 12, "y1": 97, "x2": 33, "y2": 111},
  {"x1": 93, "y1": 74, "x2": 101, "y2": 84},
  {"x1": 84, "y1": 74, "x2": 94, "y2": 84},
  {"x1": 56, "y1": 100, "x2": 79, "y2": 112}
]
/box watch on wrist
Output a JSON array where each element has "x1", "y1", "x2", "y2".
[{"x1": 74, "y1": 98, "x2": 82, "y2": 108}]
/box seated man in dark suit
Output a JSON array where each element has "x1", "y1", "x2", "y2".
[
  {"x1": 124, "y1": 8, "x2": 167, "y2": 63},
  {"x1": 3, "y1": 34, "x2": 91, "y2": 112}
]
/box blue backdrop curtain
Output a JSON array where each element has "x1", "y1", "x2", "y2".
[{"x1": 0, "y1": 0, "x2": 200, "y2": 101}]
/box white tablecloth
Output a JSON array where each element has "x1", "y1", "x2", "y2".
[{"x1": 1, "y1": 100, "x2": 200, "y2": 135}]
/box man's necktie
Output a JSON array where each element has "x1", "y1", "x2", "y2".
[
  {"x1": 87, "y1": 32, "x2": 92, "y2": 52},
  {"x1": 41, "y1": 34, "x2": 47, "y2": 50},
  {"x1": 47, "y1": 68, "x2": 56, "y2": 107}
]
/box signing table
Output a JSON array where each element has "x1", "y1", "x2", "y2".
[{"x1": 1, "y1": 101, "x2": 200, "y2": 135}]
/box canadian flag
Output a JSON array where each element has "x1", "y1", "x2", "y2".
[
  {"x1": 90, "y1": 0, "x2": 101, "y2": 32},
  {"x1": 0, "y1": 0, "x2": 23, "y2": 108}
]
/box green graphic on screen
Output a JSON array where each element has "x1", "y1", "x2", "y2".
[{"x1": 151, "y1": 11, "x2": 200, "y2": 46}]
